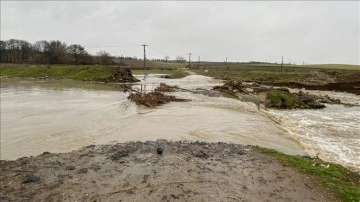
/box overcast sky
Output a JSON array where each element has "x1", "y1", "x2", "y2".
[{"x1": 1, "y1": 1, "x2": 359, "y2": 64}]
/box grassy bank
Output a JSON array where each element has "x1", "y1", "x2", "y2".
[
  {"x1": 257, "y1": 147, "x2": 360, "y2": 202},
  {"x1": 0, "y1": 64, "x2": 190, "y2": 81},
  {"x1": 0, "y1": 64, "x2": 114, "y2": 81},
  {"x1": 192, "y1": 63, "x2": 360, "y2": 83}
]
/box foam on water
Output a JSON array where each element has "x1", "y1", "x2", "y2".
[{"x1": 264, "y1": 102, "x2": 360, "y2": 173}]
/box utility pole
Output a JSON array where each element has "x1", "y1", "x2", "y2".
[
  {"x1": 188, "y1": 53, "x2": 192, "y2": 68},
  {"x1": 225, "y1": 57, "x2": 228, "y2": 64},
  {"x1": 198, "y1": 56, "x2": 200, "y2": 68},
  {"x1": 142, "y1": 44, "x2": 148, "y2": 69},
  {"x1": 281, "y1": 56, "x2": 284, "y2": 72}
]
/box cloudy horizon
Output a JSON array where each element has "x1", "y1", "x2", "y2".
[{"x1": 1, "y1": 1, "x2": 359, "y2": 65}]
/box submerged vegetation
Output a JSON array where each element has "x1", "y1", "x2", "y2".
[{"x1": 257, "y1": 147, "x2": 360, "y2": 202}]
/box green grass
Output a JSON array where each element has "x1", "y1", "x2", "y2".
[
  {"x1": 0, "y1": 64, "x2": 114, "y2": 81},
  {"x1": 195, "y1": 69, "x2": 302, "y2": 82},
  {"x1": 257, "y1": 147, "x2": 360, "y2": 202},
  {"x1": 301, "y1": 64, "x2": 360, "y2": 71},
  {"x1": 0, "y1": 64, "x2": 191, "y2": 81},
  {"x1": 267, "y1": 89, "x2": 300, "y2": 108},
  {"x1": 150, "y1": 61, "x2": 187, "y2": 70},
  {"x1": 167, "y1": 70, "x2": 190, "y2": 79},
  {"x1": 2, "y1": 63, "x2": 358, "y2": 83},
  {"x1": 192, "y1": 63, "x2": 359, "y2": 83}
]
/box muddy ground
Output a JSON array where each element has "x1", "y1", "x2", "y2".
[
  {"x1": 0, "y1": 141, "x2": 339, "y2": 202},
  {"x1": 262, "y1": 81, "x2": 360, "y2": 95}
]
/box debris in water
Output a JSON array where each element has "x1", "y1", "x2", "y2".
[{"x1": 155, "y1": 83, "x2": 179, "y2": 92}]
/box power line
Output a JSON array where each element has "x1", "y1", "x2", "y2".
[{"x1": 83, "y1": 45, "x2": 142, "y2": 48}]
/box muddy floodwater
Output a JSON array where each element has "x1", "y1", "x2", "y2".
[
  {"x1": 0, "y1": 76, "x2": 303, "y2": 159},
  {"x1": 1, "y1": 76, "x2": 359, "y2": 172}
]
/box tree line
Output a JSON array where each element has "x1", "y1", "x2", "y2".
[{"x1": 0, "y1": 39, "x2": 120, "y2": 65}]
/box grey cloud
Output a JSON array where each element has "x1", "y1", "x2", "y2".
[{"x1": 1, "y1": 1, "x2": 359, "y2": 64}]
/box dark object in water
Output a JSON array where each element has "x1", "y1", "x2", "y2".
[{"x1": 156, "y1": 147, "x2": 164, "y2": 155}]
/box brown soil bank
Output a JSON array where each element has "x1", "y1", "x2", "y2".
[
  {"x1": 0, "y1": 141, "x2": 339, "y2": 202},
  {"x1": 263, "y1": 81, "x2": 360, "y2": 95}
]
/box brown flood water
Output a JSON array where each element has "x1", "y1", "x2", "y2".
[{"x1": 0, "y1": 76, "x2": 305, "y2": 160}]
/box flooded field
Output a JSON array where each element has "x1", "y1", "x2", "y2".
[
  {"x1": 0, "y1": 76, "x2": 303, "y2": 160},
  {"x1": 1, "y1": 75, "x2": 359, "y2": 172}
]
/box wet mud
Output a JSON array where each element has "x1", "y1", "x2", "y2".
[
  {"x1": 262, "y1": 81, "x2": 360, "y2": 95},
  {"x1": 0, "y1": 141, "x2": 338, "y2": 202}
]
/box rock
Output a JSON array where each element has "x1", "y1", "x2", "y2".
[
  {"x1": 275, "y1": 87, "x2": 290, "y2": 93},
  {"x1": 160, "y1": 75, "x2": 171, "y2": 79},
  {"x1": 156, "y1": 147, "x2": 164, "y2": 155},
  {"x1": 65, "y1": 165, "x2": 76, "y2": 170},
  {"x1": 245, "y1": 87, "x2": 254, "y2": 93},
  {"x1": 77, "y1": 168, "x2": 88, "y2": 174},
  {"x1": 307, "y1": 102, "x2": 326, "y2": 109},
  {"x1": 22, "y1": 174, "x2": 40, "y2": 183},
  {"x1": 89, "y1": 164, "x2": 101, "y2": 171},
  {"x1": 42, "y1": 151, "x2": 51, "y2": 155},
  {"x1": 194, "y1": 150, "x2": 209, "y2": 159},
  {"x1": 0, "y1": 197, "x2": 10, "y2": 202},
  {"x1": 111, "y1": 150, "x2": 129, "y2": 161},
  {"x1": 86, "y1": 144, "x2": 96, "y2": 149}
]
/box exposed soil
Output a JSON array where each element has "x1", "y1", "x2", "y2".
[
  {"x1": 0, "y1": 141, "x2": 338, "y2": 202},
  {"x1": 262, "y1": 81, "x2": 360, "y2": 95},
  {"x1": 212, "y1": 81, "x2": 344, "y2": 109},
  {"x1": 98, "y1": 67, "x2": 140, "y2": 83},
  {"x1": 128, "y1": 91, "x2": 189, "y2": 107},
  {"x1": 128, "y1": 83, "x2": 189, "y2": 107}
]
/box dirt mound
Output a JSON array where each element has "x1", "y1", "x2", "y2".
[
  {"x1": 0, "y1": 141, "x2": 337, "y2": 202},
  {"x1": 128, "y1": 91, "x2": 189, "y2": 107},
  {"x1": 99, "y1": 67, "x2": 140, "y2": 83},
  {"x1": 128, "y1": 83, "x2": 189, "y2": 107}
]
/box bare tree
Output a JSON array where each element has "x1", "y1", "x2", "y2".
[
  {"x1": 19, "y1": 40, "x2": 32, "y2": 63},
  {"x1": 67, "y1": 44, "x2": 86, "y2": 64},
  {"x1": 46, "y1": 40, "x2": 67, "y2": 64},
  {"x1": 0, "y1": 40, "x2": 7, "y2": 62},
  {"x1": 97, "y1": 51, "x2": 112, "y2": 65},
  {"x1": 33, "y1": 40, "x2": 50, "y2": 63},
  {"x1": 164, "y1": 56, "x2": 170, "y2": 62},
  {"x1": 176, "y1": 56, "x2": 186, "y2": 63}
]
